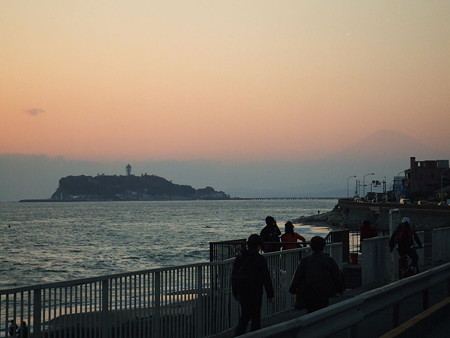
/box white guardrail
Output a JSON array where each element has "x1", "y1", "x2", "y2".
[
  {"x1": 361, "y1": 231, "x2": 426, "y2": 286},
  {"x1": 242, "y1": 261, "x2": 450, "y2": 338},
  {"x1": 0, "y1": 244, "x2": 342, "y2": 338}
]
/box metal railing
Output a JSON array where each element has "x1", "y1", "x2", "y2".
[
  {"x1": 209, "y1": 240, "x2": 309, "y2": 262},
  {"x1": 209, "y1": 239, "x2": 246, "y2": 261},
  {"x1": 210, "y1": 228, "x2": 391, "y2": 264},
  {"x1": 1, "y1": 244, "x2": 343, "y2": 338}
]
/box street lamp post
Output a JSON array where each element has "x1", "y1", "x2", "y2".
[
  {"x1": 347, "y1": 175, "x2": 356, "y2": 198},
  {"x1": 363, "y1": 172, "x2": 375, "y2": 199}
]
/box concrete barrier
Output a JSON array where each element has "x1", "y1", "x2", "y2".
[{"x1": 380, "y1": 296, "x2": 450, "y2": 338}]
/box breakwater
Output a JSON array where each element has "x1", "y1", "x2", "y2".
[{"x1": 296, "y1": 199, "x2": 450, "y2": 230}]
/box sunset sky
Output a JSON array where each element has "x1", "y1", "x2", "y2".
[{"x1": 1, "y1": 1, "x2": 449, "y2": 163}]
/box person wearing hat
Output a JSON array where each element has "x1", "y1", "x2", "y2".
[
  {"x1": 289, "y1": 236, "x2": 345, "y2": 313},
  {"x1": 281, "y1": 221, "x2": 307, "y2": 250},
  {"x1": 389, "y1": 217, "x2": 423, "y2": 273},
  {"x1": 232, "y1": 234, "x2": 274, "y2": 336}
]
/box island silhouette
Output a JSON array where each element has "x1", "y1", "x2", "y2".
[{"x1": 46, "y1": 173, "x2": 230, "y2": 201}]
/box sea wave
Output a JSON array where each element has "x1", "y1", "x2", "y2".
[{"x1": 0, "y1": 199, "x2": 336, "y2": 289}]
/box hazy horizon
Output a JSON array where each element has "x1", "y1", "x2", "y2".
[
  {"x1": 1, "y1": 1, "x2": 449, "y2": 201},
  {"x1": 1, "y1": 130, "x2": 448, "y2": 202}
]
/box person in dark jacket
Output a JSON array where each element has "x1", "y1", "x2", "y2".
[
  {"x1": 359, "y1": 220, "x2": 377, "y2": 252},
  {"x1": 289, "y1": 236, "x2": 345, "y2": 313},
  {"x1": 260, "y1": 216, "x2": 281, "y2": 252},
  {"x1": 232, "y1": 234, "x2": 274, "y2": 336},
  {"x1": 360, "y1": 220, "x2": 377, "y2": 241},
  {"x1": 16, "y1": 321, "x2": 28, "y2": 338},
  {"x1": 8, "y1": 320, "x2": 18, "y2": 337}
]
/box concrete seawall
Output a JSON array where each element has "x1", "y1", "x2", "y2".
[{"x1": 296, "y1": 200, "x2": 450, "y2": 230}]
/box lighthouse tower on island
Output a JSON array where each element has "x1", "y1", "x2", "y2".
[{"x1": 126, "y1": 164, "x2": 132, "y2": 176}]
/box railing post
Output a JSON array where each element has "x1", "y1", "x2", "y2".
[
  {"x1": 329, "y1": 230, "x2": 350, "y2": 263},
  {"x1": 361, "y1": 241, "x2": 370, "y2": 286},
  {"x1": 285, "y1": 252, "x2": 294, "y2": 309},
  {"x1": 196, "y1": 266, "x2": 204, "y2": 337},
  {"x1": 210, "y1": 242, "x2": 214, "y2": 262},
  {"x1": 101, "y1": 280, "x2": 109, "y2": 338},
  {"x1": 154, "y1": 271, "x2": 161, "y2": 337},
  {"x1": 33, "y1": 289, "x2": 42, "y2": 338}
]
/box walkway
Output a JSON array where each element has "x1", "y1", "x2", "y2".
[{"x1": 232, "y1": 262, "x2": 450, "y2": 338}]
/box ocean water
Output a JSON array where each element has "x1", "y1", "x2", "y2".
[{"x1": 0, "y1": 199, "x2": 337, "y2": 289}]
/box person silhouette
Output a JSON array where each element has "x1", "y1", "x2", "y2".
[
  {"x1": 17, "y1": 321, "x2": 28, "y2": 338},
  {"x1": 9, "y1": 320, "x2": 18, "y2": 336},
  {"x1": 232, "y1": 234, "x2": 274, "y2": 336},
  {"x1": 260, "y1": 216, "x2": 281, "y2": 252},
  {"x1": 289, "y1": 236, "x2": 345, "y2": 313},
  {"x1": 281, "y1": 221, "x2": 306, "y2": 250},
  {"x1": 389, "y1": 217, "x2": 422, "y2": 272}
]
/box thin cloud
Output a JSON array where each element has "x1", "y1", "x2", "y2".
[{"x1": 25, "y1": 108, "x2": 45, "y2": 116}]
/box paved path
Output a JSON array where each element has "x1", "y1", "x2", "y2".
[{"x1": 252, "y1": 274, "x2": 449, "y2": 338}]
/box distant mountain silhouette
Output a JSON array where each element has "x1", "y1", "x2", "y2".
[
  {"x1": 289, "y1": 130, "x2": 447, "y2": 197},
  {"x1": 326, "y1": 130, "x2": 440, "y2": 162}
]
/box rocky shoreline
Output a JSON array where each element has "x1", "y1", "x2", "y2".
[
  {"x1": 295, "y1": 199, "x2": 450, "y2": 230},
  {"x1": 293, "y1": 208, "x2": 344, "y2": 228}
]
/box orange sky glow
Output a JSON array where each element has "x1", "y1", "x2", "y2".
[{"x1": 1, "y1": 1, "x2": 449, "y2": 162}]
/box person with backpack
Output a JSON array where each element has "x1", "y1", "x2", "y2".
[
  {"x1": 232, "y1": 234, "x2": 274, "y2": 336},
  {"x1": 260, "y1": 216, "x2": 281, "y2": 252},
  {"x1": 289, "y1": 236, "x2": 345, "y2": 313},
  {"x1": 389, "y1": 217, "x2": 423, "y2": 272}
]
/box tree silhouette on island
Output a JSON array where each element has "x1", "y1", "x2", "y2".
[{"x1": 51, "y1": 173, "x2": 230, "y2": 201}]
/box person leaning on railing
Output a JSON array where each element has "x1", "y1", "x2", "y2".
[{"x1": 281, "y1": 221, "x2": 307, "y2": 250}]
